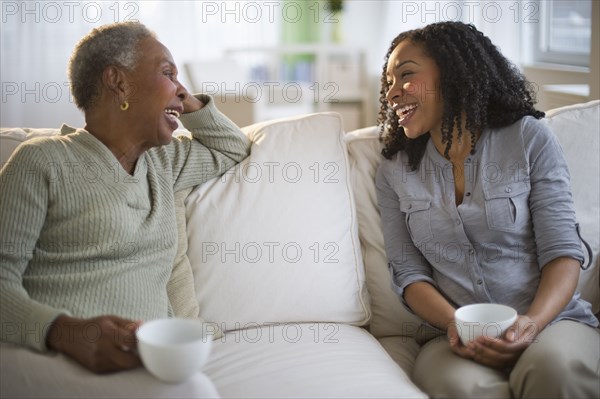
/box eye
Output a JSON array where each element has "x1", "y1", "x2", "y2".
[
  {"x1": 163, "y1": 70, "x2": 176, "y2": 81},
  {"x1": 400, "y1": 71, "x2": 413, "y2": 79}
]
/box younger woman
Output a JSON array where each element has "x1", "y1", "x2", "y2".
[{"x1": 376, "y1": 21, "x2": 599, "y2": 398}]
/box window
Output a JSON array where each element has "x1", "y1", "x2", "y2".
[{"x1": 533, "y1": 0, "x2": 592, "y2": 67}]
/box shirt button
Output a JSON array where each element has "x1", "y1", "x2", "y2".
[
  {"x1": 455, "y1": 219, "x2": 461, "y2": 225},
  {"x1": 465, "y1": 192, "x2": 471, "y2": 197},
  {"x1": 476, "y1": 279, "x2": 483, "y2": 285},
  {"x1": 408, "y1": 203, "x2": 412, "y2": 209},
  {"x1": 505, "y1": 186, "x2": 512, "y2": 193}
]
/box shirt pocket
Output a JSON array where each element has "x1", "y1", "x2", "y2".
[
  {"x1": 483, "y1": 181, "x2": 530, "y2": 232},
  {"x1": 400, "y1": 199, "x2": 433, "y2": 244}
]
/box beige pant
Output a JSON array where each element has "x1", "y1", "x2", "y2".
[{"x1": 412, "y1": 320, "x2": 600, "y2": 399}]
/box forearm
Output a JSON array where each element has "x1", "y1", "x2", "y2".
[
  {"x1": 0, "y1": 283, "x2": 67, "y2": 351},
  {"x1": 404, "y1": 281, "x2": 456, "y2": 331},
  {"x1": 179, "y1": 94, "x2": 251, "y2": 163},
  {"x1": 525, "y1": 256, "x2": 580, "y2": 331}
]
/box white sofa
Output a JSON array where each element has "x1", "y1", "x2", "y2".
[{"x1": 1, "y1": 100, "x2": 598, "y2": 398}]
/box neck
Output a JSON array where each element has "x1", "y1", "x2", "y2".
[
  {"x1": 430, "y1": 114, "x2": 480, "y2": 162},
  {"x1": 431, "y1": 130, "x2": 477, "y2": 161},
  {"x1": 85, "y1": 112, "x2": 146, "y2": 175}
]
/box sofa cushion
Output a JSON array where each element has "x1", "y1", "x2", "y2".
[
  {"x1": 185, "y1": 112, "x2": 370, "y2": 331},
  {"x1": 0, "y1": 343, "x2": 219, "y2": 398},
  {"x1": 204, "y1": 323, "x2": 426, "y2": 398},
  {"x1": 345, "y1": 100, "x2": 600, "y2": 338}
]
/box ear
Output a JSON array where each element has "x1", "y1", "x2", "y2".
[{"x1": 102, "y1": 66, "x2": 130, "y2": 105}]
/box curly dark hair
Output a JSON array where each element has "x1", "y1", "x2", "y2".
[{"x1": 378, "y1": 21, "x2": 544, "y2": 169}]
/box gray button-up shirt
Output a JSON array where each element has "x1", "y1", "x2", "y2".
[{"x1": 376, "y1": 116, "x2": 597, "y2": 327}]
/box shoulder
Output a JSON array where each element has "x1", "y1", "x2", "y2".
[
  {"x1": 500, "y1": 115, "x2": 554, "y2": 144},
  {"x1": 7, "y1": 130, "x2": 107, "y2": 170},
  {"x1": 1, "y1": 136, "x2": 65, "y2": 181},
  {"x1": 376, "y1": 152, "x2": 403, "y2": 179},
  {"x1": 376, "y1": 151, "x2": 411, "y2": 193},
  {"x1": 519, "y1": 115, "x2": 554, "y2": 138},
  {"x1": 493, "y1": 115, "x2": 548, "y2": 136},
  {"x1": 490, "y1": 116, "x2": 566, "y2": 170},
  {"x1": 516, "y1": 116, "x2": 560, "y2": 156},
  {"x1": 8, "y1": 135, "x2": 65, "y2": 163},
  {"x1": 490, "y1": 116, "x2": 555, "y2": 150}
]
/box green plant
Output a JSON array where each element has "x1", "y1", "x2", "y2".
[{"x1": 327, "y1": 0, "x2": 343, "y2": 13}]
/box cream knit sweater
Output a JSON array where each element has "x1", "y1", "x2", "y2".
[{"x1": 0, "y1": 95, "x2": 251, "y2": 351}]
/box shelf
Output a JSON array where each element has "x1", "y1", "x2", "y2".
[{"x1": 224, "y1": 45, "x2": 368, "y2": 131}]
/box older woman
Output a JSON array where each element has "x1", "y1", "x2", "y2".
[{"x1": 0, "y1": 22, "x2": 251, "y2": 373}]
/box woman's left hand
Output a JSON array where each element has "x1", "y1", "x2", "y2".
[{"x1": 467, "y1": 315, "x2": 539, "y2": 370}]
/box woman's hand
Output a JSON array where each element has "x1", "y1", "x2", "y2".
[
  {"x1": 180, "y1": 84, "x2": 204, "y2": 114},
  {"x1": 453, "y1": 315, "x2": 540, "y2": 370},
  {"x1": 46, "y1": 315, "x2": 143, "y2": 374},
  {"x1": 448, "y1": 321, "x2": 476, "y2": 359}
]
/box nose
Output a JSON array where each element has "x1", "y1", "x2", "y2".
[
  {"x1": 386, "y1": 82, "x2": 400, "y2": 105},
  {"x1": 175, "y1": 80, "x2": 186, "y2": 101}
]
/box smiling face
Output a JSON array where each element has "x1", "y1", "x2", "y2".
[
  {"x1": 385, "y1": 40, "x2": 444, "y2": 139},
  {"x1": 123, "y1": 37, "x2": 184, "y2": 148}
]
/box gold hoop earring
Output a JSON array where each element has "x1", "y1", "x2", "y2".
[{"x1": 120, "y1": 101, "x2": 129, "y2": 111}]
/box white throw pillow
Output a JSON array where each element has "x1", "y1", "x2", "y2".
[{"x1": 186, "y1": 113, "x2": 370, "y2": 331}]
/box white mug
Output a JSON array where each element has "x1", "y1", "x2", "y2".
[
  {"x1": 136, "y1": 318, "x2": 213, "y2": 383},
  {"x1": 454, "y1": 303, "x2": 517, "y2": 345}
]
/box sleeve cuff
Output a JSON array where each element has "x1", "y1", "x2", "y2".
[
  {"x1": 391, "y1": 276, "x2": 437, "y2": 312},
  {"x1": 27, "y1": 307, "x2": 71, "y2": 352},
  {"x1": 178, "y1": 94, "x2": 223, "y2": 131}
]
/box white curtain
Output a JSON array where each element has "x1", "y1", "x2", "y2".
[
  {"x1": 1, "y1": 0, "x2": 524, "y2": 128},
  {"x1": 0, "y1": 0, "x2": 279, "y2": 128}
]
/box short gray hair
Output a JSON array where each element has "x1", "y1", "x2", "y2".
[{"x1": 68, "y1": 22, "x2": 155, "y2": 111}]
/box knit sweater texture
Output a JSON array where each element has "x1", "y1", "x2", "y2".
[{"x1": 0, "y1": 95, "x2": 251, "y2": 351}]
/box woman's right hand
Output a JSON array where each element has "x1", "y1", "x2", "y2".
[
  {"x1": 447, "y1": 321, "x2": 475, "y2": 359},
  {"x1": 447, "y1": 316, "x2": 538, "y2": 369},
  {"x1": 46, "y1": 315, "x2": 142, "y2": 373}
]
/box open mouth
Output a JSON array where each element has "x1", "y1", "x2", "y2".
[
  {"x1": 164, "y1": 108, "x2": 181, "y2": 130},
  {"x1": 165, "y1": 108, "x2": 181, "y2": 118},
  {"x1": 395, "y1": 103, "x2": 418, "y2": 124}
]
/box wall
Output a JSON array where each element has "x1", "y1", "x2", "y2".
[{"x1": 590, "y1": 0, "x2": 600, "y2": 100}]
